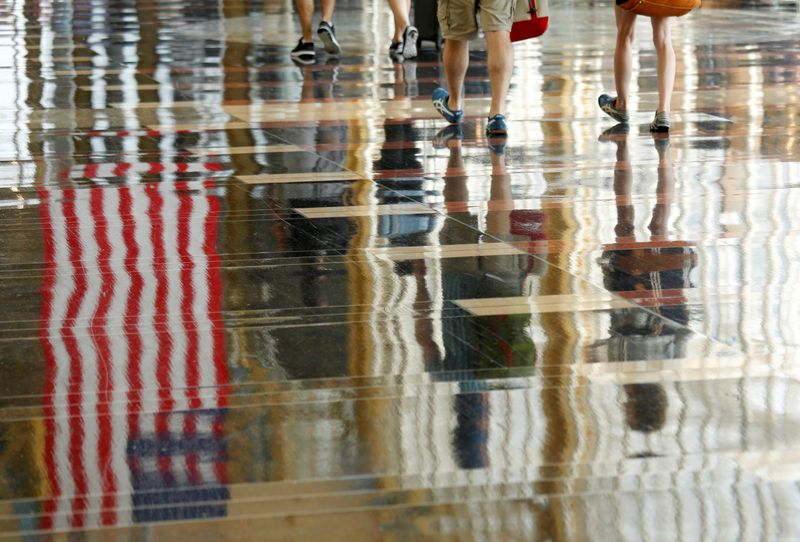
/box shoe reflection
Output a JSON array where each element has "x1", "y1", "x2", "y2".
[{"x1": 597, "y1": 130, "x2": 698, "y2": 444}]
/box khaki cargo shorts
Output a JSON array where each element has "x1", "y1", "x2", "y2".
[{"x1": 437, "y1": 0, "x2": 515, "y2": 41}]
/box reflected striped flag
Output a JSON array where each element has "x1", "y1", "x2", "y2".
[{"x1": 37, "y1": 180, "x2": 229, "y2": 530}]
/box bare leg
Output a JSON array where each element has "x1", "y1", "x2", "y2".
[
  {"x1": 486, "y1": 151, "x2": 511, "y2": 236},
  {"x1": 649, "y1": 135, "x2": 674, "y2": 238},
  {"x1": 485, "y1": 30, "x2": 513, "y2": 117},
  {"x1": 443, "y1": 139, "x2": 468, "y2": 207},
  {"x1": 295, "y1": 0, "x2": 314, "y2": 42},
  {"x1": 651, "y1": 16, "x2": 675, "y2": 113},
  {"x1": 387, "y1": 0, "x2": 411, "y2": 42},
  {"x1": 613, "y1": 135, "x2": 635, "y2": 239},
  {"x1": 321, "y1": 0, "x2": 335, "y2": 24},
  {"x1": 614, "y1": 5, "x2": 637, "y2": 110},
  {"x1": 443, "y1": 39, "x2": 469, "y2": 110}
]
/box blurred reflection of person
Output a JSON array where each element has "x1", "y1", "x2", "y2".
[
  {"x1": 262, "y1": 63, "x2": 351, "y2": 308},
  {"x1": 423, "y1": 127, "x2": 536, "y2": 468},
  {"x1": 597, "y1": 128, "x2": 697, "y2": 437}
]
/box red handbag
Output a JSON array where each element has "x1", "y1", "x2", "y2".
[{"x1": 510, "y1": 0, "x2": 549, "y2": 42}]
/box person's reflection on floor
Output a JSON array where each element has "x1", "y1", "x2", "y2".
[
  {"x1": 427, "y1": 128, "x2": 535, "y2": 469},
  {"x1": 297, "y1": 58, "x2": 339, "y2": 100},
  {"x1": 262, "y1": 62, "x2": 351, "y2": 309},
  {"x1": 598, "y1": 127, "x2": 697, "y2": 442},
  {"x1": 390, "y1": 54, "x2": 418, "y2": 99}
]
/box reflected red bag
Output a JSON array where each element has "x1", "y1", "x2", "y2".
[{"x1": 510, "y1": 0, "x2": 549, "y2": 43}]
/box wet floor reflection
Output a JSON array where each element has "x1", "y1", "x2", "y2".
[{"x1": 2, "y1": 0, "x2": 800, "y2": 538}]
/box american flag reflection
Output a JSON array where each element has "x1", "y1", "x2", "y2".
[{"x1": 37, "y1": 181, "x2": 229, "y2": 529}]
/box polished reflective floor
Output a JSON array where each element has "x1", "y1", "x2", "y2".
[{"x1": 1, "y1": 0, "x2": 800, "y2": 539}]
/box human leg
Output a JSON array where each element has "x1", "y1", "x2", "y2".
[
  {"x1": 321, "y1": 0, "x2": 335, "y2": 24},
  {"x1": 433, "y1": 0, "x2": 477, "y2": 122},
  {"x1": 444, "y1": 40, "x2": 469, "y2": 109},
  {"x1": 477, "y1": 0, "x2": 514, "y2": 130},
  {"x1": 613, "y1": 5, "x2": 637, "y2": 110},
  {"x1": 317, "y1": 0, "x2": 341, "y2": 54},
  {"x1": 651, "y1": 15, "x2": 675, "y2": 128},
  {"x1": 432, "y1": 38, "x2": 469, "y2": 122},
  {"x1": 291, "y1": 0, "x2": 316, "y2": 61},
  {"x1": 295, "y1": 0, "x2": 315, "y2": 42},
  {"x1": 484, "y1": 30, "x2": 513, "y2": 119},
  {"x1": 387, "y1": 0, "x2": 411, "y2": 42}
]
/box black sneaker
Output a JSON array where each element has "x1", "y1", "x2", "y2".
[
  {"x1": 317, "y1": 21, "x2": 341, "y2": 55},
  {"x1": 650, "y1": 111, "x2": 671, "y2": 133},
  {"x1": 402, "y1": 25, "x2": 418, "y2": 59},
  {"x1": 290, "y1": 38, "x2": 315, "y2": 64},
  {"x1": 389, "y1": 41, "x2": 404, "y2": 61}
]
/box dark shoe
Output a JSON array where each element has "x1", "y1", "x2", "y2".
[
  {"x1": 650, "y1": 111, "x2": 671, "y2": 133},
  {"x1": 317, "y1": 21, "x2": 341, "y2": 55},
  {"x1": 487, "y1": 137, "x2": 506, "y2": 155},
  {"x1": 402, "y1": 25, "x2": 418, "y2": 59},
  {"x1": 598, "y1": 123, "x2": 630, "y2": 142},
  {"x1": 432, "y1": 88, "x2": 463, "y2": 124},
  {"x1": 485, "y1": 114, "x2": 508, "y2": 136},
  {"x1": 389, "y1": 41, "x2": 404, "y2": 60},
  {"x1": 290, "y1": 38, "x2": 315, "y2": 64},
  {"x1": 598, "y1": 94, "x2": 630, "y2": 124},
  {"x1": 652, "y1": 132, "x2": 670, "y2": 153},
  {"x1": 432, "y1": 125, "x2": 463, "y2": 149}
]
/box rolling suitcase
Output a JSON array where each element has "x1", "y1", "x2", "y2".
[{"x1": 413, "y1": 0, "x2": 442, "y2": 50}]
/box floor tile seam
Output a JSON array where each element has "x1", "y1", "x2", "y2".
[
  {"x1": 0, "y1": 303, "x2": 472, "y2": 330},
  {"x1": 4, "y1": 195, "x2": 800, "y2": 226},
  {"x1": 0, "y1": 434, "x2": 778, "y2": 509},
  {"x1": 1, "y1": 360, "x2": 777, "y2": 421},
  {"x1": 0, "y1": 234, "x2": 796, "y2": 274},
  {"x1": 436, "y1": 185, "x2": 800, "y2": 207},
  {"x1": 0, "y1": 213, "x2": 340, "y2": 230},
  {"x1": 0, "y1": 255, "x2": 354, "y2": 274},
  {"x1": 2, "y1": 353, "x2": 756, "y2": 404},
  {"x1": 0, "y1": 250, "x2": 365, "y2": 271},
  {"x1": 0, "y1": 309, "x2": 539, "y2": 341},
  {"x1": 0, "y1": 443, "x2": 747, "y2": 505},
  {"x1": 0, "y1": 303, "x2": 758, "y2": 339},
  {"x1": 0, "y1": 212, "x2": 306, "y2": 227},
  {"x1": 0, "y1": 457, "x2": 751, "y2": 526},
  {"x1": 0, "y1": 469, "x2": 766, "y2": 538},
  {"x1": 15, "y1": 133, "x2": 795, "y2": 159},
  {"x1": 2, "y1": 364, "x2": 789, "y2": 425}
]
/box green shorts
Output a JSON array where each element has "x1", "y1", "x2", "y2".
[{"x1": 437, "y1": 0, "x2": 516, "y2": 41}]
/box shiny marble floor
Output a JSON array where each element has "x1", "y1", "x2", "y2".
[{"x1": 1, "y1": 0, "x2": 800, "y2": 539}]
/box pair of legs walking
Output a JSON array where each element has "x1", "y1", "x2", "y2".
[
  {"x1": 431, "y1": 0, "x2": 515, "y2": 136},
  {"x1": 290, "y1": 0, "x2": 340, "y2": 63},
  {"x1": 441, "y1": 31, "x2": 513, "y2": 120},
  {"x1": 600, "y1": 5, "x2": 676, "y2": 132},
  {"x1": 291, "y1": 0, "x2": 418, "y2": 62}
]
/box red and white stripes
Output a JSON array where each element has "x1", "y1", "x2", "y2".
[{"x1": 38, "y1": 180, "x2": 228, "y2": 530}]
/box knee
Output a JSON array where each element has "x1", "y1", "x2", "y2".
[
  {"x1": 616, "y1": 24, "x2": 635, "y2": 45},
  {"x1": 652, "y1": 33, "x2": 673, "y2": 54}
]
